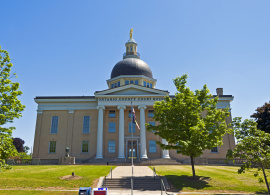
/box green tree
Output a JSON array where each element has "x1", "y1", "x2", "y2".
[
  {"x1": 0, "y1": 46, "x2": 25, "y2": 171},
  {"x1": 227, "y1": 117, "x2": 270, "y2": 194},
  {"x1": 251, "y1": 102, "x2": 270, "y2": 134},
  {"x1": 146, "y1": 74, "x2": 231, "y2": 178}
]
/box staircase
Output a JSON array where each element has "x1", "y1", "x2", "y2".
[{"x1": 103, "y1": 177, "x2": 163, "y2": 191}]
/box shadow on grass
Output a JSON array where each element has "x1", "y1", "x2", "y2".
[
  {"x1": 255, "y1": 189, "x2": 269, "y2": 194},
  {"x1": 165, "y1": 175, "x2": 212, "y2": 191}
]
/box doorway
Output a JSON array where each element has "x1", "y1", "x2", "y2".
[{"x1": 127, "y1": 140, "x2": 137, "y2": 158}]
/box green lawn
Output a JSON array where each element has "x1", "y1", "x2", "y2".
[
  {"x1": 151, "y1": 165, "x2": 268, "y2": 194},
  {"x1": 0, "y1": 165, "x2": 114, "y2": 190},
  {"x1": 0, "y1": 190, "x2": 77, "y2": 195}
]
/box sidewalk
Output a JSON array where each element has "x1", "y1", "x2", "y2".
[
  {"x1": 103, "y1": 166, "x2": 178, "y2": 195},
  {"x1": 109, "y1": 166, "x2": 154, "y2": 178},
  {"x1": 108, "y1": 189, "x2": 178, "y2": 195}
]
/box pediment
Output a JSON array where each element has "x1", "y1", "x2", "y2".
[{"x1": 95, "y1": 85, "x2": 168, "y2": 96}]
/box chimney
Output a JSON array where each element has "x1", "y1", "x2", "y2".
[{"x1": 216, "y1": 88, "x2": 223, "y2": 96}]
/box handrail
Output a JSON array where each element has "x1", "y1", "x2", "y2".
[
  {"x1": 153, "y1": 167, "x2": 156, "y2": 180},
  {"x1": 104, "y1": 176, "x2": 107, "y2": 187},
  {"x1": 110, "y1": 167, "x2": 112, "y2": 179},
  {"x1": 131, "y1": 177, "x2": 133, "y2": 195},
  {"x1": 161, "y1": 178, "x2": 168, "y2": 195}
]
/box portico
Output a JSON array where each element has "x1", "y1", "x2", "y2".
[{"x1": 94, "y1": 86, "x2": 171, "y2": 159}]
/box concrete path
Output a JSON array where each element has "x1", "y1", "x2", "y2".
[
  {"x1": 108, "y1": 189, "x2": 178, "y2": 195},
  {"x1": 104, "y1": 166, "x2": 178, "y2": 195},
  {"x1": 109, "y1": 166, "x2": 154, "y2": 178}
]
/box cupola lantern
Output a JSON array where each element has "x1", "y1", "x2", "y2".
[{"x1": 123, "y1": 28, "x2": 140, "y2": 59}]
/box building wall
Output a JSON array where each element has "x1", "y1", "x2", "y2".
[
  {"x1": 33, "y1": 100, "x2": 235, "y2": 160},
  {"x1": 33, "y1": 109, "x2": 99, "y2": 159}
]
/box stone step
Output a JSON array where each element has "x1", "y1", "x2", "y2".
[{"x1": 103, "y1": 178, "x2": 163, "y2": 190}]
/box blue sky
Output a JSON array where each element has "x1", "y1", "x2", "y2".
[{"x1": 1, "y1": 1, "x2": 270, "y2": 149}]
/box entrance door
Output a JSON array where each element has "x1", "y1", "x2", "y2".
[{"x1": 127, "y1": 140, "x2": 137, "y2": 158}]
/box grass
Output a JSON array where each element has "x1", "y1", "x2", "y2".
[
  {"x1": 0, "y1": 190, "x2": 77, "y2": 195},
  {"x1": 0, "y1": 165, "x2": 115, "y2": 190},
  {"x1": 151, "y1": 165, "x2": 268, "y2": 194}
]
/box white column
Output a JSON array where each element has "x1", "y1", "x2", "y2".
[
  {"x1": 96, "y1": 105, "x2": 105, "y2": 159},
  {"x1": 162, "y1": 139, "x2": 170, "y2": 159},
  {"x1": 138, "y1": 105, "x2": 148, "y2": 159},
  {"x1": 117, "y1": 105, "x2": 126, "y2": 158}
]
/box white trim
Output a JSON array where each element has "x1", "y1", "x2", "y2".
[
  {"x1": 35, "y1": 98, "x2": 96, "y2": 103},
  {"x1": 107, "y1": 75, "x2": 157, "y2": 83},
  {"x1": 95, "y1": 84, "x2": 168, "y2": 96}
]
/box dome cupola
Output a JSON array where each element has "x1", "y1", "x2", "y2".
[
  {"x1": 123, "y1": 28, "x2": 140, "y2": 59},
  {"x1": 107, "y1": 29, "x2": 156, "y2": 89}
]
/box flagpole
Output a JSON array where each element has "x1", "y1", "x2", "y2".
[{"x1": 131, "y1": 101, "x2": 134, "y2": 177}]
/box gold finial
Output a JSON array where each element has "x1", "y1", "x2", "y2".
[{"x1": 130, "y1": 28, "x2": 133, "y2": 39}]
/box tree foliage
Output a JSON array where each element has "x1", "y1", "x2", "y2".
[
  {"x1": 146, "y1": 74, "x2": 231, "y2": 178},
  {"x1": 227, "y1": 117, "x2": 270, "y2": 194},
  {"x1": 251, "y1": 102, "x2": 270, "y2": 133},
  {"x1": 0, "y1": 46, "x2": 25, "y2": 171},
  {"x1": 13, "y1": 137, "x2": 25, "y2": 153}
]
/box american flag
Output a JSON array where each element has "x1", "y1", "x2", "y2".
[{"x1": 131, "y1": 107, "x2": 140, "y2": 130}]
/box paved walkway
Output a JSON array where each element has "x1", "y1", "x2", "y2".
[
  {"x1": 104, "y1": 166, "x2": 178, "y2": 195},
  {"x1": 109, "y1": 166, "x2": 154, "y2": 178},
  {"x1": 108, "y1": 189, "x2": 178, "y2": 195}
]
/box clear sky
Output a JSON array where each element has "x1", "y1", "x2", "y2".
[{"x1": 1, "y1": 0, "x2": 270, "y2": 150}]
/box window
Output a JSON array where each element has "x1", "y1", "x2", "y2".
[
  {"x1": 135, "y1": 80, "x2": 138, "y2": 85},
  {"x1": 211, "y1": 147, "x2": 219, "y2": 153},
  {"x1": 82, "y1": 141, "x2": 89, "y2": 153},
  {"x1": 149, "y1": 122, "x2": 155, "y2": 126},
  {"x1": 50, "y1": 116, "x2": 58, "y2": 134},
  {"x1": 149, "y1": 122, "x2": 156, "y2": 132},
  {"x1": 147, "y1": 82, "x2": 150, "y2": 88},
  {"x1": 109, "y1": 122, "x2": 116, "y2": 132},
  {"x1": 149, "y1": 141, "x2": 157, "y2": 153},
  {"x1": 127, "y1": 46, "x2": 129, "y2": 51},
  {"x1": 83, "y1": 116, "x2": 90, "y2": 133},
  {"x1": 143, "y1": 81, "x2": 146, "y2": 87},
  {"x1": 129, "y1": 122, "x2": 135, "y2": 133},
  {"x1": 125, "y1": 80, "x2": 129, "y2": 85},
  {"x1": 128, "y1": 110, "x2": 132, "y2": 118},
  {"x1": 148, "y1": 110, "x2": 154, "y2": 117},
  {"x1": 130, "y1": 46, "x2": 133, "y2": 51},
  {"x1": 130, "y1": 80, "x2": 134, "y2": 84},
  {"x1": 109, "y1": 110, "x2": 115, "y2": 117},
  {"x1": 117, "y1": 82, "x2": 120, "y2": 87},
  {"x1": 111, "y1": 84, "x2": 113, "y2": 89},
  {"x1": 108, "y1": 141, "x2": 115, "y2": 153},
  {"x1": 150, "y1": 83, "x2": 153, "y2": 88},
  {"x1": 49, "y1": 141, "x2": 56, "y2": 153}
]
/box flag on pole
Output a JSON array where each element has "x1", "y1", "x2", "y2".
[{"x1": 131, "y1": 105, "x2": 140, "y2": 130}]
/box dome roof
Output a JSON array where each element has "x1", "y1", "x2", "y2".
[{"x1": 111, "y1": 58, "x2": 153, "y2": 79}]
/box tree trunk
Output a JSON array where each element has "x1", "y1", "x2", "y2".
[
  {"x1": 261, "y1": 164, "x2": 270, "y2": 195},
  {"x1": 190, "y1": 155, "x2": 196, "y2": 179}
]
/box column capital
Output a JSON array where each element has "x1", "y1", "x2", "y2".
[
  {"x1": 117, "y1": 105, "x2": 126, "y2": 110},
  {"x1": 138, "y1": 105, "x2": 147, "y2": 110},
  {"x1": 37, "y1": 110, "x2": 43, "y2": 114},
  {"x1": 68, "y1": 109, "x2": 74, "y2": 114},
  {"x1": 97, "y1": 105, "x2": 105, "y2": 110}
]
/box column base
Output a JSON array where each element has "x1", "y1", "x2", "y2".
[
  {"x1": 96, "y1": 155, "x2": 103, "y2": 159},
  {"x1": 140, "y1": 155, "x2": 148, "y2": 159},
  {"x1": 162, "y1": 154, "x2": 170, "y2": 159}
]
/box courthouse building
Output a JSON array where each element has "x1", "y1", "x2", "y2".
[{"x1": 32, "y1": 31, "x2": 235, "y2": 160}]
